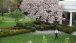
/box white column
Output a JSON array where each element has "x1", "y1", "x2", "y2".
[
  {"x1": 69, "y1": 12, "x2": 73, "y2": 26},
  {"x1": 59, "y1": 20, "x2": 62, "y2": 24}
]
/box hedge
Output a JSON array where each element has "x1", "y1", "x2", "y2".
[{"x1": 0, "y1": 29, "x2": 31, "y2": 37}]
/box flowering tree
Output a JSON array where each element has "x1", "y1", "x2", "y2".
[{"x1": 20, "y1": 0, "x2": 64, "y2": 23}]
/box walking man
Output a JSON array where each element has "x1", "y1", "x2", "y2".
[{"x1": 55, "y1": 29, "x2": 59, "y2": 39}]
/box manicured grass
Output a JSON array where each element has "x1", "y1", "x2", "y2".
[
  {"x1": 0, "y1": 16, "x2": 35, "y2": 28},
  {"x1": 0, "y1": 33, "x2": 76, "y2": 43},
  {"x1": 0, "y1": 22, "x2": 16, "y2": 28}
]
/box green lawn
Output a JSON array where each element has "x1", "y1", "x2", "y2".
[
  {"x1": 0, "y1": 33, "x2": 76, "y2": 43},
  {"x1": 0, "y1": 16, "x2": 35, "y2": 28},
  {"x1": 0, "y1": 13, "x2": 76, "y2": 43}
]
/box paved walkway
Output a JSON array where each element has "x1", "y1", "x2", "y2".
[
  {"x1": 33, "y1": 30, "x2": 76, "y2": 35},
  {"x1": 34, "y1": 30, "x2": 66, "y2": 35},
  {"x1": 72, "y1": 31, "x2": 76, "y2": 35}
]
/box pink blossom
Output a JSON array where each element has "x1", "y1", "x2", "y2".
[{"x1": 20, "y1": 0, "x2": 64, "y2": 23}]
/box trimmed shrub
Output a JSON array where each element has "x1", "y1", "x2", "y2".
[
  {"x1": 72, "y1": 26, "x2": 76, "y2": 31},
  {"x1": 16, "y1": 23, "x2": 23, "y2": 27},
  {"x1": 31, "y1": 27, "x2": 36, "y2": 32},
  {"x1": 44, "y1": 25, "x2": 50, "y2": 30},
  {"x1": 26, "y1": 26, "x2": 32, "y2": 29},
  {"x1": 40, "y1": 26, "x2": 44, "y2": 31},
  {"x1": 49, "y1": 23, "x2": 58, "y2": 30},
  {"x1": 13, "y1": 23, "x2": 23, "y2": 29},
  {"x1": 64, "y1": 28, "x2": 74, "y2": 33},
  {"x1": 63, "y1": 26, "x2": 76, "y2": 34},
  {"x1": 28, "y1": 24, "x2": 36, "y2": 27},
  {"x1": 23, "y1": 23, "x2": 36, "y2": 29},
  {"x1": 35, "y1": 25, "x2": 41, "y2": 30},
  {"x1": 56, "y1": 25, "x2": 63, "y2": 31},
  {"x1": 44, "y1": 21, "x2": 50, "y2": 25}
]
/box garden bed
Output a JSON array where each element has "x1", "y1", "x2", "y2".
[{"x1": 0, "y1": 29, "x2": 31, "y2": 37}]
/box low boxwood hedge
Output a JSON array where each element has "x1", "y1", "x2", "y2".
[
  {"x1": 0, "y1": 29, "x2": 31, "y2": 37},
  {"x1": 64, "y1": 28, "x2": 74, "y2": 33}
]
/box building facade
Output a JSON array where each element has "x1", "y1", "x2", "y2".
[{"x1": 59, "y1": 0, "x2": 76, "y2": 26}]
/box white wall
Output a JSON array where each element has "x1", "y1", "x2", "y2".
[
  {"x1": 64, "y1": 0, "x2": 76, "y2": 1},
  {"x1": 59, "y1": 1, "x2": 76, "y2": 12}
]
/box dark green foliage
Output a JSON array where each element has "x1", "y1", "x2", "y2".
[
  {"x1": 63, "y1": 26, "x2": 76, "y2": 33},
  {"x1": 31, "y1": 27, "x2": 36, "y2": 32},
  {"x1": 26, "y1": 26, "x2": 32, "y2": 29},
  {"x1": 34, "y1": 20, "x2": 42, "y2": 25},
  {"x1": 64, "y1": 28, "x2": 74, "y2": 33},
  {"x1": 23, "y1": 23, "x2": 29, "y2": 29},
  {"x1": 16, "y1": 22, "x2": 23, "y2": 27},
  {"x1": 23, "y1": 12, "x2": 28, "y2": 15},
  {"x1": 12, "y1": 9, "x2": 22, "y2": 18},
  {"x1": 13, "y1": 22, "x2": 76, "y2": 34},
  {"x1": 35, "y1": 25, "x2": 50, "y2": 31},
  {"x1": 12, "y1": 9, "x2": 22, "y2": 25},
  {"x1": 71, "y1": 26, "x2": 76, "y2": 31},
  {"x1": 34, "y1": 20, "x2": 49, "y2": 25},
  {"x1": 12, "y1": 23, "x2": 23, "y2": 29},
  {"x1": 40, "y1": 26, "x2": 44, "y2": 31},
  {"x1": 35, "y1": 25, "x2": 41, "y2": 30},
  {"x1": 16, "y1": 0, "x2": 22, "y2": 4},
  {"x1": 44, "y1": 25, "x2": 50, "y2": 30},
  {"x1": 45, "y1": 22, "x2": 50, "y2": 25},
  {"x1": 23, "y1": 23, "x2": 36, "y2": 29},
  {"x1": 23, "y1": 23, "x2": 36, "y2": 32},
  {"x1": 56, "y1": 25, "x2": 63, "y2": 31},
  {"x1": 49, "y1": 23, "x2": 58, "y2": 30}
]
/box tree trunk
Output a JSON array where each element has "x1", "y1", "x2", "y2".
[{"x1": 1, "y1": 9, "x2": 4, "y2": 20}]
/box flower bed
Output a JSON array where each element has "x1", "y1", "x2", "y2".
[
  {"x1": 1, "y1": 23, "x2": 76, "y2": 37},
  {"x1": 0, "y1": 29, "x2": 31, "y2": 37},
  {"x1": 3, "y1": 28, "x2": 10, "y2": 30}
]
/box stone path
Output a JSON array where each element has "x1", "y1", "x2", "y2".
[
  {"x1": 33, "y1": 30, "x2": 76, "y2": 35},
  {"x1": 72, "y1": 31, "x2": 76, "y2": 35},
  {"x1": 33, "y1": 30, "x2": 66, "y2": 35}
]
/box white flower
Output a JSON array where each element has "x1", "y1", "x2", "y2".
[
  {"x1": 20, "y1": 0, "x2": 64, "y2": 23},
  {"x1": 28, "y1": 41, "x2": 32, "y2": 43}
]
